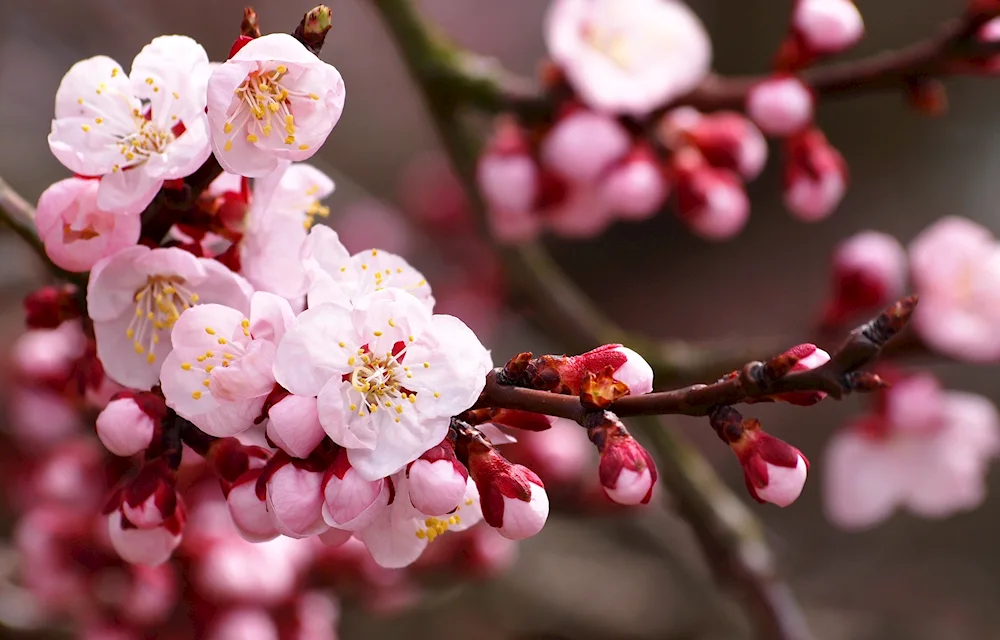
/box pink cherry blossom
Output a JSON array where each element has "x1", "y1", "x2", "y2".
[
  {"x1": 770, "y1": 343, "x2": 831, "y2": 406},
  {"x1": 274, "y1": 288, "x2": 491, "y2": 480},
  {"x1": 406, "y1": 440, "x2": 469, "y2": 516},
  {"x1": 35, "y1": 178, "x2": 140, "y2": 272},
  {"x1": 194, "y1": 532, "x2": 314, "y2": 605},
  {"x1": 240, "y1": 162, "x2": 335, "y2": 303},
  {"x1": 540, "y1": 110, "x2": 630, "y2": 184},
  {"x1": 468, "y1": 443, "x2": 550, "y2": 540},
  {"x1": 48, "y1": 36, "x2": 212, "y2": 214},
  {"x1": 108, "y1": 503, "x2": 185, "y2": 566},
  {"x1": 266, "y1": 394, "x2": 326, "y2": 458},
  {"x1": 321, "y1": 451, "x2": 390, "y2": 530},
  {"x1": 206, "y1": 609, "x2": 279, "y2": 640},
  {"x1": 207, "y1": 34, "x2": 346, "y2": 177},
  {"x1": 478, "y1": 122, "x2": 542, "y2": 243},
  {"x1": 793, "y1": 0, "x2": 864, "y2": 55},
  {"x1": 822, "y1": 230, "x2": 908, "y2": 326},
  {"x1": 545, "y1": 0, "x2": 711, "y2": 116},
  {"x1": 674, "y1": 150, "x2": 750, "y2": 241},
  {"x1": 599, "y1": 147, "x2": 670, "y2": 221},
  {"x1": 823, "y1": 374, "x2": 1000, "y2": 529},
  {"x1": 160, "y1": 291, "x2": 292, "y2": 437},
  {"x1": 908, "y1": 216, "x2": 1000, "y2": 362},
  {"x1": 96, "y1": 392, "x2": 164, "y2": 457},
  {"x1": 783, "y1": 128, "x2": 848, "y2": 221},
  {"x1": 301, "y1": 225, "x2": 435, "y2": 310},
  {"x1": 264, "y1": 460, "x2": 329, "y2": 538},
  {"x1": 227, "y1": 471, "x2": 279, "y2": 542},
  {"x1": 746, "y1": 77, "x2": 814, "y2": 137},
  {"x1": 10, "y1": 321, "x2": 85, "y2": 383},
  {"x1": 88, "y1": 245, "x2": 252, "y2": 389},
  {"x1": 681, "y1": 112, "x2": 769, "y2": 181},
  {"x1": 356, "y1": 473, "x2": 482, "y2": 568}
]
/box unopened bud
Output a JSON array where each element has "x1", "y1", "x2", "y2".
[
  {"x1": 467, "y1": 440, "x2": 549, "y2": 540},
  {"x1": 793, "y1": 0, "x2": 864, "y2": 55},
  {"x1": 227, "y1": 470, "x2": 279, "y2": 542},
  {"x1": 588, "y1": 417, "x2": 657, "y2": 505},
  {"x1": 822, "y1": 231, "x2": 907, "y2": 327},
  {"x1": 599, "y1": 145, "x2": 670, "y2": 220},
  {"x1": 108, "y1": 501, "x2": 185, "y2": 566},
  {"x1": 673, "y1": 149, "x2": 750, "y2": 241},
  {"x1": 746, "y1": 77, "x2": 814, "y2": 137},
  {"x1": 263, "y1": 457, "x2": 328, "y2": 538},
  {"x1": 540, "y1": 109, "x2": 630, "y2": 184},
  {"x1": 407, "y1": 440, "x2": 469, "y2": 516},
  {"x1": 478, "y1": 119, "x2": 541, "y2": 244},
  {"x1": 120, "y1": 461, "x2": 178, "y2": 529},
  {"x1": 321, "y1": 449, "x2": 388, "y2": 530},
  {"x1": 96, "y1": 391, "x2": 165, "y2": 457},
  {"x1": 685, "y1": 112, "x2": 769, "y2": 181},
  {"x1": 24, "y1": 285, "x2": 81, "y2": 329},
  {"x1": 266, "y1": 394, "x2": 325, "y2": 459},
  {"x1": 783, "y1": 128, "x2": 848, "y2": 222},
  {"x1": 769, "y1": 343, "x2": 831, "y2": 406}
]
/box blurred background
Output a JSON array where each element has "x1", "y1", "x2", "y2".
[{"x1": 2, "y1": 0, "x2": 1000, "y2": 638}]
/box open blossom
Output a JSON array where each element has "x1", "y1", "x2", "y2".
[
  {"x1": 356, "y1": 473, "x2": 482, "y2": 568},
  {"x1": 48, "y1": 36, "x2": 211, "y2": 214},
  {"x1": 88, "y1": 245, "x2": 253, "y2": 390},
  {"x1": 301, "y1": 225, "x2": 435, "y2": 310},
  {"x1": 908, "y1": 216, "x2": 1000, "y2": 362},
  {"x1": 274, "y1": 288, "x2": 492, "y2": 480},
  {"x1": 824, "y1": 373, "x2": 1000, "y2": 529},
  {"x1": 239, "y1": 162, "x2": 336, "y2": 303},
  {"x1": 35, "y1": 178, "x2": 140, "y2": 272},
  {"x1": 207, "y1": 34, "x2": 346, "y2": 177},
  {"x1": 160, "y1": 292, "x2": 294, "y2": 437},
  {"x1": 545, "y1": 0, "x2": 711, "y2": 116}
]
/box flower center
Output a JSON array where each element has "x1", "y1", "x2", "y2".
[
  {"x1": 347, "y1": 345, "x2": 417, "y2": 423},
  {"x1": 180, "y1": 319, "x2": 252, "y2": 401},
  {"x1": 581, "y1": 23, "x2": 633, "y2": 70},
  {"x1": 222, "y1": 66, "x2": 321, "y2": 153},
  {"x1": 126, "y1": 276, "x2": 200, "y2": 364},
  {"x1": 114, "y1": 117, "x2": 176, "y2": 170},
  {"x1": 302, "y1": 198, "x2": 330, "y2": 230},
  {"x1": 414, "y1": 497, "x2": 474, "y2": 541}
]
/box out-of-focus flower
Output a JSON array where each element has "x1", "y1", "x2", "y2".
[
  {"x1": 48, "y1": 37, "x2": 212, "y2": 214},
  {"x1": 545, "y1": 0, "x2": 711, "y2": 115},
  {"x1": 477, "y1": 120, "x2": 541, "y2": 243},
  {"x1": 664, "y1": 110, "x2": 769, "y2": 181},
  {"x1": 88, "y1": 245, "x2": 253, "y2": 389},
  {"x1": 207, "y1": 34, "x2": 345, "y2": 177},
  {"x1": 673, "y1": 149, "x2": 750, "y2": 241},
  {"x1": 908, "y1": 216, "x2": 1000, "y2": 362},
  {"x1": 160, "y1": 292, "x2": 293, "y2": 437},
  {"x1": 108, "y1": 501, "x2": 186, "y2": 566},
  {"x1": 35, "y1": 178, "x2": 140, "y2": 272},
  {"x1": 793, "y1": 0, "x2": 864, "y2": 55},
  {"x1": 540, "y1": 109, "x2": 630, "y2": 185},
  {"x1": 274, "y1": 288, "x2": 491, "y2": 480},
  {"x1": 746, "y1": 77, "x2": 814, "y2": 137},
  {"x1": 599, "y1": 146, "x2": 670, "y2": 220},
  {"x1": 783, "y1": 128, "x2": 848, "y2": 221},
  {"x1": 823, "y1": 372, "x2": 1000, "y2": 529},
  {"x1": 821, "y1": 231, "x2": 908, "y2": 327}
]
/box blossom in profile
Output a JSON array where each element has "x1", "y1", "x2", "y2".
[{"x1": 545, "y1": 0, "x2": 711, "y2": 115}]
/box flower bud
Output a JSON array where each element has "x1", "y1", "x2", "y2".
[
  {"x1": 23, "y1": 285, "x2": 81, "y2": 329},
  {"x1": 321, "y1": 450, "x2": 388, "y2": 531},
  {"x1": 108, "y1": 501, "x2": 185, "y2": 566},
  {"x1": 746, "y1": 77, "x2": 814, "y2": 137},
  {"x1": 227, "y1": 470, "x2": 279, "y2": 542},
  {"x1": 467, "y1": 441, "x2": 549, "y2": 540},
  {"x1": 266, "y1": 394, "x2": 326, "y2": 459},
  {"x1": 540, "y1": 109, "x2": 630, "y2": 184},
  {"x1": 771, "y1": 343, "x2": 831, "y2": 406},
  {"x1": 821, "y1": 231, "x2": 907, "y2": 327},
  {"x1": 544, "y1": 344, "x2": 654, "y2": 396},
  {"x1": 96, "y1": 392, "x2": 165, "y2": 457},
  {"x1": 588, "y1": 418, "x2": 658, "y2": 505},
  {"x1": 783, "y1": 128, "x2": 848, "y2": 222},
  {"x1": 674, "y1": 150, "x2": 750, "y2": 241},
  {"x1": 720, "y1": 414, "x2": 809, "y2": 507},
  {"x1": 685, "y1": 112, "x2": 768, "y2": 180},
  {"x1": 263, "y1": 459, "x2": 328, "y2": 538},
  {"x1": 407, "y1": 440, "x2": 470, "y2": 516},
  {"x1": 479, "y1": 121, "x2": 542, "y2": 245},
  {"x1": 793, "y1": 0, "x2": 864, "y2": 55},
  {"x1": 599, "y1": 146, "x2": 669, "y2": 221}
]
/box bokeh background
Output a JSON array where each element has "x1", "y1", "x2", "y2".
[{"x1": 1, "y1": 0, "x2": 1000, "y2": 638}]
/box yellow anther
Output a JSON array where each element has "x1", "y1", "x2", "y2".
[
  {"x1": 338, "y1": 341, "x2": 346, "y2": 348},
  {"x1": 95, "y1": 117, "x2": 103, "y2": 124},
  {"x1": 133, "y1": 343, "x2": 144, "y2": 354},
  {"x1": 205, "y1": 328, "x2": 216, "y2": 335},
  {"x1": 348, "y1": 356, "x2": 356, "y2": 366},
  {"x1": 190, "y1": 294, "x2": 200, "y2": 303},
  {"x1": 147, "y1": 353, "x2": 156, "y2": 364},
  {"x1": 423, "y1": 362, "x2": 430, "y2": 368},
  {"x1": 192, "y1": 391, "x2": 202, "y2": 399},
  {"x1": 241, "y1": 319, "x2": 250, "y2": 328},
  {"x1": 224, "y1": 122, "x2": 233, "y2": 134},
  {"x1": 285, "y1": 114, "x2": 295, "y2": 133},
  {"x1": 308, "y1": 92, "x2": 319, "y2": 100},
  {"x1": 408, "y1": 335, "x2": 414, "y2": 342},
  {"x1": 172, "y1": 92, "x2": 180, "y2": 99},
  {"x1": 262, "y1": 125, "x2": 272, "y2": 136},
  {"x1": 217, "y1": 337, "x2": 227, "y2": 345},
  {"x1": 361, "y1": 264, "x2": 368, "y2": 271},
  {"x1": 181, "y1": 362, "x2": 192, "y2": 371},
  {"x1": 284, "y1": 135, "x2": 295, "y2": 145},
  {"x1": 81, "y1": 124, "x2": 91, "y2": 132},
  {"x1": 387, "y1": 318, "x2": 396, "y2": 327},
  {"x1": 276, "y1": 65, "x2": 288, "y2": 74},
  {"x1": 298, "y1": 144, "x2": 310, "y2": 150},
  {"x1": 77, "y1": 97, "x2": 84, "y2": 104},
  {"x1": 408, "y1": 394, "x2": 417, "y2": 404},
  {"x1": 246, "y1": 133, "x2": 259, "y2": 143},
  {"x1": 349, "y1": 404, "x2": 357, "y2": 411},
  {"x1": 433, "y1": 392, "x2": 440, "y2": 398},
  {"x1": 268, "y1": 102, "x2": 280, "y2": 113},
  {"x1": 395, "y1": 405, "x2": 404, "y2": 414},
  {"x1": 415, "y1": 529, "x2": 426, "y2": 539},
  {"x1": 196, "y1": 355, "x2": 206, "y2": 362},
  {"x1": 224, "y1": 140, "x2": 233, "y2": 152},
  {"x1": 145, "y1": 77, "x2": 154, "y2": 85},
  {"x1": 111, "y1": 68, "x2": 119, "y2": 77},
  {"x1": 373, "y1": 330, "x2": 383, "y2": 337},
  {"x1": 202, "y1": 379, "x2": 211, "y2": 387}
]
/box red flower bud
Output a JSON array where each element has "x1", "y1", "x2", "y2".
[{"x1": 467, "y1": 440, "x2": 548, "y2": 540}]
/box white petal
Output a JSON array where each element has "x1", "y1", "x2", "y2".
[
  {"x1": 404, "y1": 314, "x2": 492, "y2": 417},
  {"x1": 273, "y1": 303, "x2": 359, "y2": 396},
  {"x1": 348, "y1": 413, "x2": 450, "y2": 482}
]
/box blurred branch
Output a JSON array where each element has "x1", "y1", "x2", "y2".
[
  {"x1": 370, "y1": 2, "x2": 815, "y2": 639},
  {"x1": 0, "y1": 176, "x2": 87, "y2": 288},
  {"x1": 478, "y1": 296, "x2": 914, "y2": 421}
]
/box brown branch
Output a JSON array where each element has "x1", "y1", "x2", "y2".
[{"x1": 477, "y1": 296, "x2": 915, "y2": 422}]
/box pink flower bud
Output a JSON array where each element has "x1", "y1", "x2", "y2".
[
  {"x1": 674, "y1": 151, "x2": 750, "y2": 241},
  {"x1": 556, "y1": 344, "x2": 654, "y2": 395},
  {"x1": 783, "y1": 128, "x2": 848, "y2": 222},
  {"x1": 544, "y1": 188, "x2": 615, "y2": 239},
  {"x1": 407, "y1": 440, "x2": 469, "y2": 516},
  {"x1": 120, "y1": 462, "x2": 178, "y2": 529},
  {"x1": 23, "y1": 285, "x2": 81, "y2": 329},
  {"x1": 207, "y1": 609, "x2": 278, "y2": 640},
  {"x1": 264, "y1": 461, "x2": 328, "y2": 538},
  {"x1": 822, "y1": 231, "x2": 907, "y2": 326},
  {"x1": 734, "y1": 429, "x2": 809, "y2": 507},
  {"x1": 746, "y1": 77, "x2": 814, "y2": 137},
  {"x1": 96, "y1": 392, "x2": 165, "y2": 457},
  {"x1": 793, "y1": 0, "x2": 864, "y2": 55},
  {"x1": 594, "y1": 430, "x2": 657, "y2": 506},
  {"x1": 599, "y1": 146, "x2": 669, "y2": 221},
  {"x1": 540, "y1": 110, "x2": 630, "y2": 184},
  {"x1": 227, "y1": 470, "x2": 279, "y2": 542},
  {"x1": 108, "y1": 502, "x2": 185, "y2": 566},
  {"x1": 468, "y1": 443, "x2": 549, "y2": 540},
  {"x1": 317, "y1": 527, "x2": 352, "y2": 547},
  {"x1": 266, "y1": 394, "x2": 325, "y2": 459},
  {"x1": 321, "y1": 451, "x2": 388, "y2": 531},
  {"x1": 478, "y1": 120, "x2": 539, "y2": 216},
  {"x1": 772, "y1": 343, "x2": 831, "y2": 406},
  {"x1": 686, "y1": 112, "x2": 769, "y2": 181}
]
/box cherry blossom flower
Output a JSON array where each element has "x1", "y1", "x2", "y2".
[
  {"x1": 108, "y1": 502, "x2": 186, "y2": 566},
  {"x1": 274, "y1": 287, "x2": 492, "y2": 480},
  {"x1": 406, "y1": 439, "x2": 469, "y2": 516},
  {"x1": 160, "y1": 292, "x2": 293, "y2": 437},
  {"x1": 227, "y1": 471, "x2": 279, "y2": 542},
  {"x1": 793, "y1": 0, "x2": 864, "y2": 55},
  {"x1": 591, "y1": 427, "x2": 657, "y2": 505},
  {"x1": 95, "y1": 391, "x2": 166, "y2": 457},
  {"x1": 821, "y1": 230, "x2": 908, "y2": 327},
  {"x1": 540, "y1": 109, "x2": 630, "y2": 184},
  {"x1": 673, "y1": 149, "x2": 750, "y2": 241},
  {"x1": 301, "y1": 225, "x2": 435, "y2": 310},
  {"x1": 783, "y1": 128, "x2": 848, "y2": 221},
  {"x1": 599, "y1": 147, "x2": 670, "y2": 221},
  {"x1": 207, "y1": 34, "x2": 346, "y2": 177},
  {"x1": 48, "y1": 36, "x2": 212, "y2": 214},
  {"x1": 35, "y1": 178, "x2": 140, "y2": 272},
  {"x1": 908, "y1": 216, "x2": 1000, "y2": 362},
  {"x1": 823, "y1": 373, "x2": 1000, "y2": 529},
  {"x1": 321, "y1": 451, "x2": 390, "y2": 531},
  {"x1": 769, "y1": 343, "x2": 831, "y2": 406},
  {"x1": 263, "y1": 459, "x2": 329, "y2": 538},
  {"x1": 668, "y1": 111, "x2": 769, "y2": 181},
  {"x1": 87, "y1": 245, "x2": 253, "y2": 390},
  {"x1": 239, "y1": 162, "x2": 335, "y2": 303},
  {"x1": 746, "y1": 77, "x2": 814, "y2": 137},
  {"x1": 545, "y1": 0, "x2": 711, "y2": 116},
  {"x1": 356, "y1": 473, "x2": 482, "y2": 568},
  {"x1": 477, "y1": 121, "x2": 542, "y2": 243}
]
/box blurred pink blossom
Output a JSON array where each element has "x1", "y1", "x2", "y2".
[
  {"x1": 783, "y1": 128, "x2": 848, "y2": 221},
  {"x1": 821, "y1": 230, "x2": 908, "y2": 327},
  {"x1": 793, "y1": 0, "x2": 865, "y2": 55},
  {"x1": 746, "y1": 77, "x2": 814, "y2": 137}
]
